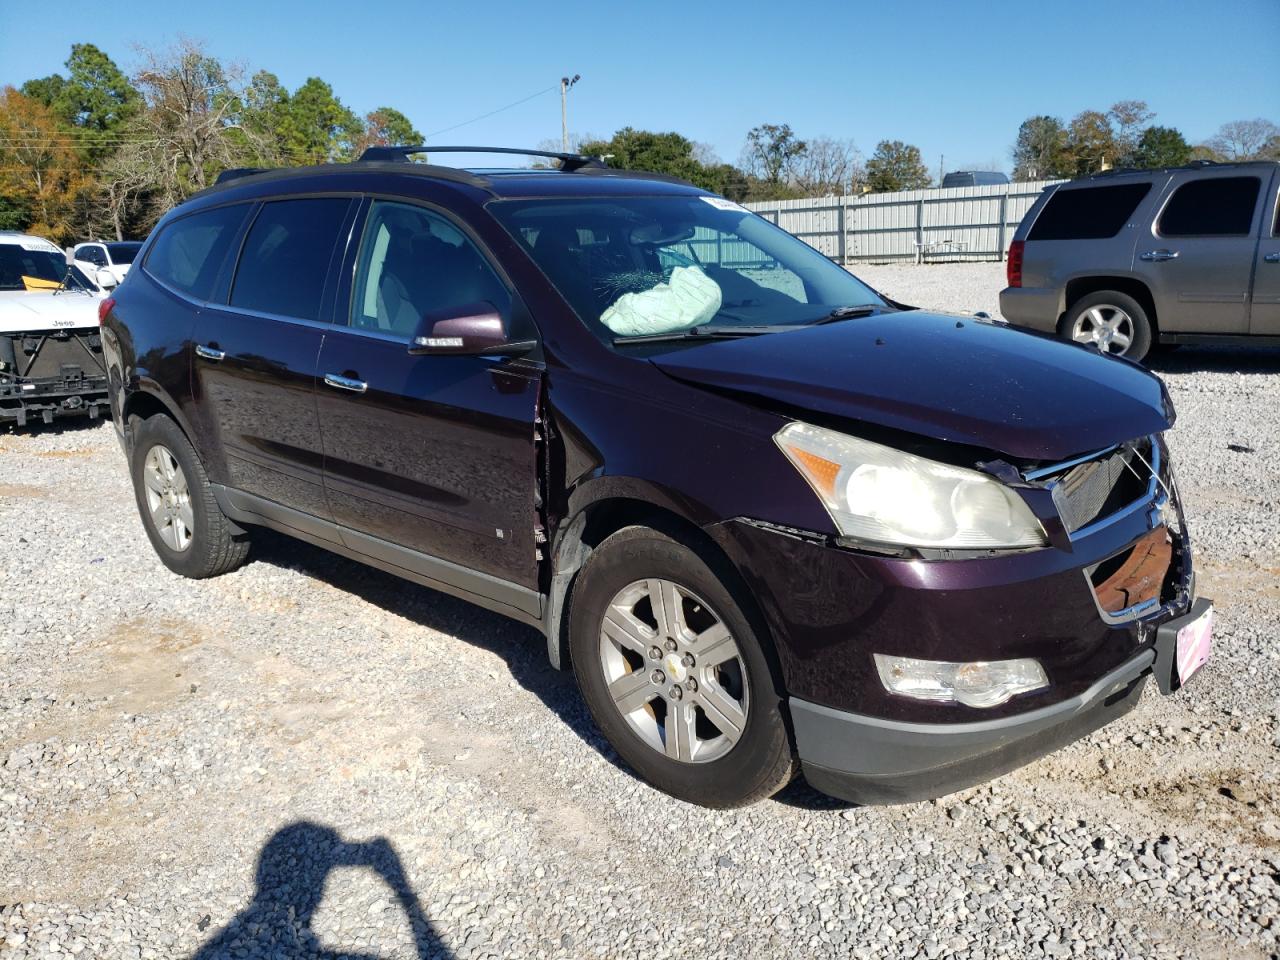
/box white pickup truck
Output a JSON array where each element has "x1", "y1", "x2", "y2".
[{"x1": 0, "y1": 232, "x2": 109, "y2": 426}]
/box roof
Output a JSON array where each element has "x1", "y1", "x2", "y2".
[
  {"x1": 198, "y1": 145, "x2": 707, "y2": 203},
  {"x1": 1083, "y1": 159, "x2": 1280, "y2": 181}
]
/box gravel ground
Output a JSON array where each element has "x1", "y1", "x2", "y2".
[{"x1": 2, "y1": 262, "x2": 1279, "y2": 959}]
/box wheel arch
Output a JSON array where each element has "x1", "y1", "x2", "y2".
[
  {"x1": 543, "y1": 485, "x2": 779, "y2": 685},
  {"x1": 1061, "y1": 276, "x2": 1159, "y2": 337},
  {"x1": 121, "y1": 385, "x2": 198, "y2": 459}
]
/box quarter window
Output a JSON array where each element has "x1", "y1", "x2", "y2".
[
  {"x1": 1159, "y1": 177, "x2": 1260, "y2": 237},
  {"x1": 1027, "y1": 183, "x2": 1152, "y2": 241},
  {"x1": 349, "y1": 201, "x2": 509, "y2": 336},
  {"x1": 230, "y1": 198, "x2": 351, "y2": 320},
  {"x1": 145, "y1": 204, "x2": 249, "y2": 301}
]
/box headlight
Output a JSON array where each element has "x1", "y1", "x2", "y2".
[
  {"x1": 874, "y1": 654, "x2": 1048, "y2": 708},
  {"x1": 774, "y1": 422, "x2": 1046, "y2": 549}
]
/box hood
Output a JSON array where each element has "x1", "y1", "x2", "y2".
[
  {"x1": 0, "y1": 290, "x2": 101, "y2": 334},
  {"x1": 649, "y1": 310, "x2": 1172, "y2": 462}
]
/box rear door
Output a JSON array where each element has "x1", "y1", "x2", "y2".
[
  {"x1": 1136, "y1": 170, "x2": 1266, "y2": 333},
  {"x1": 191, "y1": 196, "x2": 357, "y2": 525},
  {"x1": 1249, "y1": 169, "x2": 1280, "y2": 336},
  {"x1": 315, "y1": 197, "x2": 542, "y2": 602}
]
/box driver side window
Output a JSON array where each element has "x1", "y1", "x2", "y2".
[
  {"x1": 81, "y1": 245, "x2": 107, "y2": 267},
  {"x1": 349, "y1": 201, "x2": 510, "y2": 337}
]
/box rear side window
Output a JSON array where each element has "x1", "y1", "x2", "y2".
[
  {"x1": 1027, "y1": 183, "x2": 1152, "y2": 241},
  {"x1": 1159, "y1": 177, "x2": 1260, "y2": 237},
  {"x1": 230, "y1": 198, "x2": 350, "y2": 321},
  {"x1": 146, "y1": 205, "x2": 249, "y2": 301}
]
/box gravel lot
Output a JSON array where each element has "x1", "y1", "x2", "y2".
[{"x1": 2, "y1": 262, "x2": 1278, "y2": 959}]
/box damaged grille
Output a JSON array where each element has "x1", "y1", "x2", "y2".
[{"x1": 1041, "y1": 437, "x2": 1156, "y2": 535}]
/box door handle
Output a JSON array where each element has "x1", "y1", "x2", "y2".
[
  {"x1": 195, "y1": 344, "x2": 225, "y2": 361},
  {"x1": 1264, "y1": 252, "x2": 1280, "y2": 263},
  {"x1": 1140, "y1": 249, "x2": 1180, "y2": 262},
  {"x1": 323, "y1": 372, "x2": 368, "y2": 394}
]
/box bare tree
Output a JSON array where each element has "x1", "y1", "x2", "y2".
[
  {"x1": 95, "y1": 137, "x2": 153, "y2": 238},
  {"x1": 794, "y1": 137, "x2": 862, "y2": 196},
  {"x1": 1206, "y1": 118, "x2": 1280, "y2": 160},
  {"x1": 130, "y1": 38, "x2": 267, "y2": 211},
  {"x1": 1108, "y1": 100, "x2": 1155, "y2": 165}
]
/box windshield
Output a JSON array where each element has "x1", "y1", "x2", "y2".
[
  {"x1": 488, "y1": 196, "x2": 886, "y2": 342},
  {"x1": 106, "y1": 242, "x2": 141, "y2": 264},
  {"x1": 0, "y1": 245, "x2": 72, "y2": 291}
]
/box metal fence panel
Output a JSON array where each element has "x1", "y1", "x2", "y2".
[{"x1": 744, "y1": 180, "x2": 1063, "y2": 263}]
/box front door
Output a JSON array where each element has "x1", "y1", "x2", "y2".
[
  {"x1": 192, "y1": 196, "x2": 356, "y2": 523},
  {"x1": 315, "y1": 199, "x2": 542, "y2": 601},
  {"x1": 1135, "y1": 171, "x2": 1266, "y2": 334},
  {"x1": 1249, "y1": 171, "x2": 1280, "y2": 336}
]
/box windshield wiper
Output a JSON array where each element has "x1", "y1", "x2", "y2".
[
  {"x1": 612, "y1": 325, "x2": 786, "y2": 346},
  {"x1": 810, "y1": 304, "x2": 885, "y2": 325}
]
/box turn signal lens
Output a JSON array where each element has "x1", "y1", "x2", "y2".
[{"x1": 874, "y1": 654, "x2": 1048, "y2": 708}]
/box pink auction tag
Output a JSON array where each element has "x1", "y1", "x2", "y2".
[{"x1": 1176, "y1": 608, "x2": 1213, "y2": 685}]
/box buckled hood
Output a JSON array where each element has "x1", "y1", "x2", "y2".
[{"x1": 649, "y1": 311, "x2": 1173, "y2": 462}]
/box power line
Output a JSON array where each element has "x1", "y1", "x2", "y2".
[{"x1": 421, "y1": 84, "x2": 558, "y2": 141}]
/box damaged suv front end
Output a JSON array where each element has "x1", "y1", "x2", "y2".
[
  {"x1": 710, "y1": 422, "x2": 1203, "y2": 803},
  {"x1": 0, "y1": 236, "x2": 108, "y2": 426}
]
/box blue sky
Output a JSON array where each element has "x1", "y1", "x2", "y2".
[{"x1": 2, "y1": 0, "x2": 1277, "y2": 172}]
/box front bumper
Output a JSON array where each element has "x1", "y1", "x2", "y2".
[
  {"x1": 0, "y1": 376, "x2": 108, "y2": 425},
  {"x1": 792, "y1": 597, "x2": 1210, "y2": 804}
]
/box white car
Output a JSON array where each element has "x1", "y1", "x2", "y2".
[
  {"x1": 72, "y1": 240, "x2": 142, "y2": 289},
  {"x1": 0, "y1": 232, "x2": 108, "y2": 426}
]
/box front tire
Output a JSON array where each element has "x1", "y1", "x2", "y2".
[
  {"x1": 1060, "y1": 291, "x2": 1153, "y2": 362},
  {"x1": 130, "y1": 415, "x2": 250, "y2": 579},
  {"x1": 569, "y1": 525, "x2": 795, "y2": 807}
]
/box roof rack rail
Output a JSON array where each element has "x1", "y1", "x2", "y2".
[
  {"x1": 215, "y1": 167, "x2": 270, "y2": 185},
  {"x1": 357, "y1": 145, "x2": 606, "y2": 171}
]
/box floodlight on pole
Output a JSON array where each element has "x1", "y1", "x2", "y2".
[{"x1": 560, "y1": 74, "x2": 581, "y2": 152}]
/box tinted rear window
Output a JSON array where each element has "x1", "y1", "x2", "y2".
[
  {"x1": 230, "y1": 198, "x2": 350, "y2": 321},
  {"x1": 1027, "y1": 183, "x2": 1152, "y2": 241},
  {"x1": 106, "y1": 242, "x2": 141, "y2": 264},
  {"x1": 1159, "y1": 177, "x2": 1260, "y2": 237},
  {"x1": 145, "y1": 204, "x2": 249, "y2": 300}
]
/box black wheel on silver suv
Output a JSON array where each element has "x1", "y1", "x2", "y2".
[
  {"x1": 1060, "y1": 290, "x2": 1153, "y2": 362},
  {"x1": 568, "y1": 525, "x2": 796, "y2": 807},
  {"x1": 130, "y1": 414, "x2": 250, "y2": 579}
]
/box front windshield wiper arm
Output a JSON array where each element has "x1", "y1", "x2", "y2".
[
  {"x1": 811, "y1": 304, "x2": 887, "y2": 325},
  {"x1": 612, "y1": 325, "x2": 784, "y2": 346}
]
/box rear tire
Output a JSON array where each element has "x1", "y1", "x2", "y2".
[
  {"x1": 1060, "y1": 291, "x2": 1153, "y2": 362},
  {"x1": 130, "y1": 415, "x2": 250, "y2": 579},
  {"x1": 568, "y1": 525, "x2": 796, "y2": 808}
]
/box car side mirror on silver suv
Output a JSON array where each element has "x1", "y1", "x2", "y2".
[{"x1": 407, "y1": 301, "x2": 535, "y2": 357}]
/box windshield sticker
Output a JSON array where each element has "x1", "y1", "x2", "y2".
[
  {"x1": 15, "y1": 239, "x2": 61, "y2": 253},
  {"x1": 699, "y1": 196, "x2": 747, "y2": 213}
]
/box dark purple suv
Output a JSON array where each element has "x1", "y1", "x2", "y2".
[{"x1": 100, "y1": 146, "x2": 1213, "y2": 808}]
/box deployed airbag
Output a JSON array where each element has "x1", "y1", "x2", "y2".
[{"x1": 600, "y1": 266, "x2": 722, "y2": 336}]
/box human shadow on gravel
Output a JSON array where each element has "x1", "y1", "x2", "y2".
[
  {"x1": 249, "y1": 531, "x2": 636, "y2": 782},
  {"x1": 1145, "y1": 344, "x2": 1280, "y2": 375},
  {"x1": 190, "y1": 821, "x2": 452, "y2": 959}
]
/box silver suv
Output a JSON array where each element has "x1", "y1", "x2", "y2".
[{"x1": 1000, "y1": 161, "x2": 1280, "y2": 361}]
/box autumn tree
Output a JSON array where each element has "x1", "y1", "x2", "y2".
[
  {"x1": 352, "y1": 107, "x2": 422, "y2": 154},
  {"x1": 0, "y1": 87, "x2": 89, "y2": 243},
  {"x1": 865, "y1": 140, "x2": 930, "y2": 192},
  {"x1": 1065, "y1": 110, "x2": 1116, "y2": 175},
  {"x1": 1011, "y1": 116, "x2": 1069, "y2": 180}
]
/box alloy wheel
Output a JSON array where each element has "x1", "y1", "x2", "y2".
[
  {"x1": 142, "y1": 444, "x2": 194, "y2": 552},
  {"x1": 1071, "y1": 304, "x2": 1134, "y2": 355},
  {"x1": 598, "y1": 578, "x2": 750, "y2": 763}
]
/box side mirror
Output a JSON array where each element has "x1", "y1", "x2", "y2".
[
  {"x1": 95, "y1": 268, "x2": 118, "y2": 290},
  {"x1": 408, "y1": 301, "x2": 535, "y2": 357}
]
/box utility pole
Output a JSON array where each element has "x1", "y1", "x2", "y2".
[
  {"x1": 938, "y1": 153, "x2": 944, "y2": 185},
  {"x1": 560, "y1": 74, "x2": 580, "y2": 152}
]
